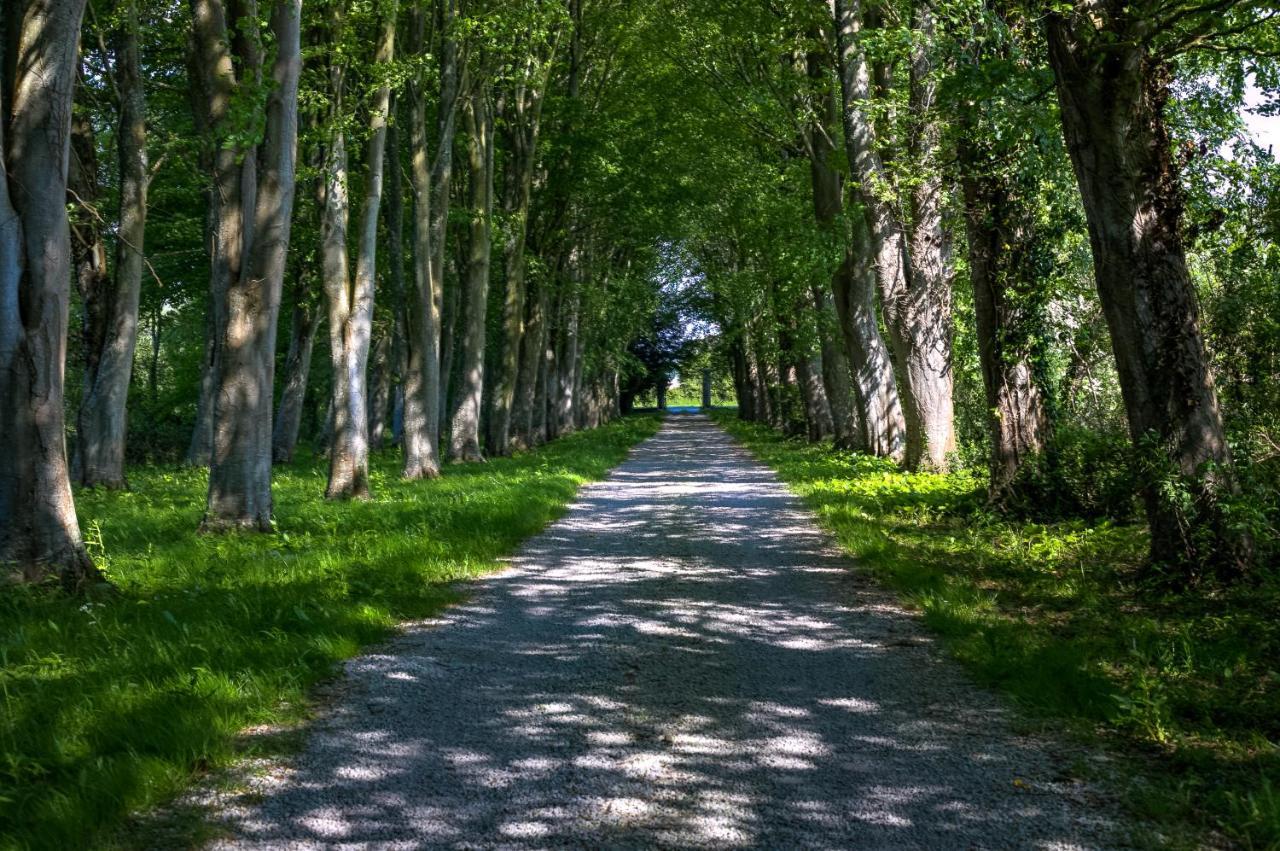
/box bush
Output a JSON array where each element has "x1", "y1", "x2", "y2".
[{"x1": 1003, "y1": 425, "x2": 1140, "y2": 522}]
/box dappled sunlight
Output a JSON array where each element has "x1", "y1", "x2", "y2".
[{"x1": 214, "y1": 415, "x2": 1117, "y2": 849}]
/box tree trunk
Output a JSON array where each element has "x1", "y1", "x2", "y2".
[
  {"x1": 802, "y1": 48, "x2": 894, "y2": 454},
  {"x1": 186, "y1": 313, "x2": 217, "y2": 465},
  {"x1": 432, "y1": 0, "x2": 462, "y2": 435},
  {"x1": 67, "y1": 109, "x2": 111, "y2": 472},
  {"x1": 554, "y1": 250, "x2": 582, "y2": 437},
  {"x1": 401, "y1": 7, "x2": 444, "y2": 480},
  {"x1": 533, "y1": 304, "x2": 552, "y2": 445},
  {"x1": 833, "y1": 0, "x2": 954, "y2": 470},
  {"x1": 1046, "y1": 9, "x2": 1249, "y2": 578},
  {"x1": 323, "y1": 3, "x2": 395, "y2": 500},
  {"x1": 960, "y1": 140, "x2": 1051, "y2": 501},
  {"x1": 199, "y1": 0, "x2": 303, "y2": 532},
  {"x1": 73, "y1": 6, "x2": 147, "y2": 489},
  {"x1": 777, "y1": 297, "x2": 829, "y2": 440},
  {"x1": 272, "y1": 286, "x2": 319, "y2": 464},
  {"x1": 385, "y1": 115, "x2": 407, "y2": 448},
  {"x1": 811, "y1": 285, "x2": 863, "y2": 450},
  {"x1": 730, "y1": 337, "x2": 755, "y2": 420},
  {"x1": 447, "y1": 88, "x2": 493, "y2": 462},
  {"x1": 511, "y1": 267, "x2": 546, "y2": 450},
  {"x1": 368, "y1": 331, "x2": 391, "y2": 450},
  {"x1": 486, "y1": 68, "x2": 548, "y2": 456},
  {"x1": 0, "y1": 0, "x2": 101, "y2": 587}
]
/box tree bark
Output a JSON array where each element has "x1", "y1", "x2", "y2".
[
  {"x1": 186, "y1": 312, "x2": 217, "y2": 465},
  {"x1": 322, "y1": 1, "x2": 395, "y2": 500},
  {"x1": 801, "y1": 47, "x2": 870, "y2": 452},
  {"x1": 272, "y1": 279, "x2": 318, "y2": 464},
  {"x1": 1046, "y1": 6, "x2": 1249, "y2": 578},
  {"x1": 0, "y1": 0, "x2": 101, "y2": 587},
  {"x1": 401, "y1": 17, "x2": 441, "y2": 480},
  {"x1": 833, "y1": 0, "x2": 955, "y2": 470},
  {"x1": 533, "y1": 300, "x2": 553, "y2": 445},
  {"x1": 72, "y1": 3, "x2": 147, "y2": 490},
  {"x1": 385, "y1": 115, "x2": 407, "y2": 448},
  {"x1": 486, "y1": 59, "x2": 550, "y2": 457},
  {"x1": 432, "y1": 0, "x2": 462, "y2": 435},
  {"x1": 447, "y1": 88, "x2": 493, "y2": 462},
  {"x1": 368, "y1": 331, "x2": 391, "y2": 450},
  {"x1": 960, "y1": 140, "x2": 1051, "y2": 501},
  {"x1": 198, "y1": 0, "x2": 303, "y2": 531},
  {"x1": 510, "y1": 264, "x2": 545, "y2": 449},
  {"x1": 553, "y1": 248, "x2": 583, "y2": 437}
]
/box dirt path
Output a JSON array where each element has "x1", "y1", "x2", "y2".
[{"x1": 214, "y1": 414, "x2": 1118, "y2": 849}]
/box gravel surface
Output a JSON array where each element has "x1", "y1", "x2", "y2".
[{"x1": 213, "y1": 414, "x2": 1121, "y2": 850}]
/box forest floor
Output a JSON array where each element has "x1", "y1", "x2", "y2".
[
  {"x1": 711, "y1": 411, "x2": 1280, "y2": 850},
  {"x1": 202, "y1": 413, "x2": 1122, "y2": 849},
  {"x1": 0, "y1": 415, "x2": 661, "y2": 851}
]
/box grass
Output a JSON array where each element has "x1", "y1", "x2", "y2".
[
  {"x1": 0, "y1": 414, "x2": 661, "y2": 851},
  {"x1": 711, "y1": 411, "x2": 1280, "y2": 850}
]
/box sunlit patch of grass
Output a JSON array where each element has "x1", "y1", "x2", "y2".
[
  {"x1": 713, "y1": 411, "x2": 1280, "y2": 849},
  {"x1": 0, "y1": 415, "x2": 660, "y2": 851}
]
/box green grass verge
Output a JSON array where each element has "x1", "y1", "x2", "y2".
[
  {"x1": 711, "y1": 411, "x2": 1280, "y2": 850},
  {"x1": 0, "y1": 414, "x2": 661, "y2": 851}
]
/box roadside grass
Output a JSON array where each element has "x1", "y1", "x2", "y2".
[
  {"x1": 712, "y1": 411, "x2": 1280, "y2": 850},
  {"x1": 0, "y1": 414, "x2": 660, "y2": 851}
]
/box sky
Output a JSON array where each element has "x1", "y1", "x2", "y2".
[{"x1": 1242, "y1": 80, "x2": 1280, "y2": 154}]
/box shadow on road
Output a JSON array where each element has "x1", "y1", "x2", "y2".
[{"x1": 215, "y1": 415, "x2": 1116, "y2": 849}]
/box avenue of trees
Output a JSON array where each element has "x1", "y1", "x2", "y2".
[{"x1": 1, "y1": 0, "x2": 1278, "y2": 589}]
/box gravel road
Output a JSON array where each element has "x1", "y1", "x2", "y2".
[{"x1": 213, "y1": 414, "x2": 1120, "y2": 849}]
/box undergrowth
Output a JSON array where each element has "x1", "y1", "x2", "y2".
[
  {"x1": 712, "y1": 411, "x2": 1280, "y2": 850},
  {"x1": 0, "y1": 414, "x2": 660, "y2": 851}
]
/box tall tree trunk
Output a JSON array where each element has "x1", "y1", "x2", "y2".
[
  {"x1": 448, "y1": 88, "x2": 493, "y2": 462},
  {"x1": 777, "y1": 299, "x2": 829, "y2": 440},
  {"x1": 533, "y1": 303, "x2": 552, "y2": 445},
  {"x1": 198, "y1": 0, "x2": 303, "y2": 531},
  {"x1": 431, "y1": 0, "x2": 462, "y2": 435},
  {"x1": 186, "y1": 313, "x2": 217, "y2": 465},
  {"x1": 324, "y1": 3, "x2": 395, "y2": 499},
  {"x1": 272, "y1": 280, "x2": 318, "y2": 464},
  {"x1": 834, "y1": 0, "x2": 954, "y2": 470},
  {"x1": 184, "y1": 31, "x2": 219, "y2": 469},
  {"x1": 67, "y1": 109, "x2": 111, "y2": 471},
  {"x1": 511, "y1": 267, "x2": 545, "y2": 449},
  {"x1": 0, "y1": 0, "x2": 100, "y2": 587},
  {"x1": 401, "y1": 6, "x2": 445, "y2": 480},
  {"x1": 812, "y1": 284, "x2": 863, "y2": 449},
  {"x1": 73, "y1": 3, "x2": 147, "y2": 489},
  {"x1": 368, "y1": 331, "x2": 391, "y2": 449},
  {"x1": 803, "y1": 48, "x2": 897, "y2": 454},
  {"x1": 960, "y1": 141, "x2": 1051, "y2": 502},
  {"x1": 385, "y1": 115, "x2": 407, "y2": 448},
  {"x1": 730, "y1": 336, "x2": 756, "y2": 420},
  {"x1": 750, "y1": 332, "x2": 778, "y2": 427},
  {"x1": 833, "y1": 226, "x2": 907, "y2": 459},
  {"x1": 1046, "y1": 8, "x2": 1249, "y2": 578},
  {"x1": 553, "y1": 249, "x2": 582, "y2": 437},
  {"x1": 486, "y1": 64, "x2": 549, "y2": 457}
]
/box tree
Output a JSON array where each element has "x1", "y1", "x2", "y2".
[
  {"x1": 833, "y1": 0, "x2": 957, "y2": 471},
  {"x1": 1043, "y1": 0, "x2": 1274, "y2": 578},
  {"x1": 192, "y1": 0, "x2": 303, "y2": 531},
  {"x1": 72, "y1": 0, "x2": 149, "y2": 490},
  {"x1": 486, "y1": 12, "x2": 560, "y2": 457},
  {"x1": 321, "y1": 0, "x2": 398, "y2": 499},
  {"x1": 1, "y1": 0, "x2": 101, "y2": 587},
  {"x1": 951, "y1": 3, "x2": 1059, "y2": 502},
  {"x1": 447, "y1": 85, "x2": 495, "y2": 462}
]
